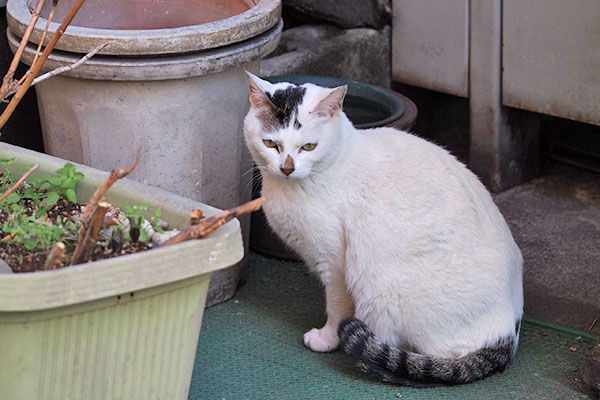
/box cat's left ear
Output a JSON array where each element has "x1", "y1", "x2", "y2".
[
  {"x1": 311, "y1": 85, "x2": 348, "y2": 120},
  {"x1": 245, "y1": 71, "x2": 274, "y2": 110}
]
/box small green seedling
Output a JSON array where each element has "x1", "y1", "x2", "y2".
[
  {"x1": 2, "y1": 210, "x2": 78, "y2": 252},
  {"x1": 150, "y1": 208, "x2": 165, "y2": 234},
  {"x1": 29, "y1": 162, "x2": 85, "y2": 206},
  {"x1": 0, "y1": 162, "x2": 83, "y2": 252},
  {"x1": 120, "y1": 205, "x2": 164, "y2": 243}
]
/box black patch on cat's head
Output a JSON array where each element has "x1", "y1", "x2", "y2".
[{"x1": 263, "y1": 85, "x2": 306, "y2": 131}]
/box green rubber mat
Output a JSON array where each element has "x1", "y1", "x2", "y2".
[{"x1": 189, "y1": 253, "x2": 597, "y2": 400}]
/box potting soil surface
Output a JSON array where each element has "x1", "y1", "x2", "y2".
[{"x1": 189, "y1": 253, "x2": 597, "y2": 400}]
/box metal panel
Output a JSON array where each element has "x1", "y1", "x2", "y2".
[
  {"x1": 503, "y1": 0, "x2": 600, "y2": 126},
  {"x1": 392, "y1": 0, "x2": 469, "y2": 97}
]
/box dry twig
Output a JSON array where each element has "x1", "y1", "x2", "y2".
[
  {"x1": 0, "y1": 0, "x2": 89, "y2": 129},
  {"x1": 0, "y1": 0, "x2": 47, "y2": 98},
  {"x1": 82, "y1": 147, "x2": 140, "y2": 222},
  {"x1": 43, "y1": 241, "x2": 65, "y2": 270},
  {"x1": 70, "y1": 201, "x2": 110, "y2": 265},
  {"x1": 5, "y1": 43, "x2": 108, "y2": 99},
  {"x1": 190, "y1": 209, "x2": 204, "y2": 224},
  {"x1": 102, "y1": 214, "x2": 120, "y2": 229},
  {"x1": 27, "y1": 0, "x2": 59, "y2": 77},
  {"x1": 161, "y1": 197, "x2": 265, "y2": 247},
  {"x1": 0, "y1": 163, "x2": 40, "y2": 202},
  {"x1": 70, "y1": 147, "x2": 141, "y2": 265}
]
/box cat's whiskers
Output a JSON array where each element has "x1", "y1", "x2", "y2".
[{"x1": 240, "y1": 163, "x2": 266, "y2": 195}]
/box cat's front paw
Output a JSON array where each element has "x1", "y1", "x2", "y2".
[{"x1": 303, "y1": 327, "x2": 339, "y2": 352}]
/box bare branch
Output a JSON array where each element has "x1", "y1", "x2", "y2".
[
  {"x1": 5, "y1": 43, "x2": 108, "y2": 99},
  {"x1": 34, "y1": 43, "x2": 107, "y2": 85},
  {"x1": 71, "y1": 148, "x2": 141, "y2": 265},
  {"x1": 43, "y1": 242, "x2": 65, "y2": 270},
  {"x1": 28, "y1": 3, "x2": 58, "y2": 75},
  {"x1": 83, "y1": 146, "x2": 141, "y2": 221},
  {"x1": 0, "y1": 164, "x2": 40, "y2": 202},
  {"x1": 2, "y1": 0, "x2": 47, "y2": 84},
  {"x1": 161, "y1": 197, "x2": 265, "y2": 247},
  {"x1": 0, "y1": 0, "x2": 89, "y2": 129},
  {"x1": 70, "y1": 201, "x2": 110, "y2": 265}
]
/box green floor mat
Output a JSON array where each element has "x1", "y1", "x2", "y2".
[{"x1": 189, "y1": 253, "x2": 597, "y2": 400}]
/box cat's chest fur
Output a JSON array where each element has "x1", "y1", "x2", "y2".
[{"x1": 261, "y1": 176, "x2": 344, "y2": 266}]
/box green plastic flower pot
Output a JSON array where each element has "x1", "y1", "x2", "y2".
[{"x1": 0, "y1": 143, "x2": 244, "y2": 400}]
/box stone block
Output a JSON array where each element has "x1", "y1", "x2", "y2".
[{"x1": 261, "y1": 24, "x2": 390, "y2": 88}]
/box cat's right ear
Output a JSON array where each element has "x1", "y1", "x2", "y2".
[
  {"x1": 311, "y1": 85, "x2": 348, "y2": 120},
  {"x1": 245, "y1": 71, "x2": 274, "y2": 110}
]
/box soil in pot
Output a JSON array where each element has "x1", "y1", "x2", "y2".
[
  {"x1": 0, "y1": 196, "x2": 156, "y2": 272},
  {"x1": 32, "y1": 0, "x2": 257, "y2": 30},
  {"x1": 0, "y1": 160, "x2": 166, "y2": 272}
]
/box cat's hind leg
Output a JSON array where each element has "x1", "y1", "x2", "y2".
[{"x1": 304, "y1": 265, "x2": 354, "y2": 352}]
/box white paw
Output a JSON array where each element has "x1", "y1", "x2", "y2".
[{"x1": 303, "y1": 327, "x2": 339, "y2": 352}]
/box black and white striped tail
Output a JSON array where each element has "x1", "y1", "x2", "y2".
[{"x1": 338, "y1": 317, "x2": 519, "y2": 387}]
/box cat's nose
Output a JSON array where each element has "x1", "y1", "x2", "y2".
[{"x1": 280, "y1": 154, "x2": 295, "y2": 176}]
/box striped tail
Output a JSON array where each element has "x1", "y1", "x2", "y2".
[{"x1": 338, "y1": 318, "x2": 519, "y2": 387}]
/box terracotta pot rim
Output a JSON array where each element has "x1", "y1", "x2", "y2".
[{"x1": 6, "y1": 0, "x2": 281, "y2": 55}]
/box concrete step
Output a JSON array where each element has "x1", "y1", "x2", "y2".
[{"x1": 494, "y1": 164, "x2": 600, "y2": 335}]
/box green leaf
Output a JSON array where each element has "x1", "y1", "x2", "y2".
[
  {"x1": 73, "y1": 172, "x2": 85, "y2": 181},
  {"x1": 123, "y1": 205, "x2": 135, "y2": 214},
  {"x1": 24, "y1": 239, "x2": 38, "y2": 251},
  {"x1": 154, "y1": 208, "x2": 162, "y2": 217},
  {"x1": 23, "y1": 187, "x2": 36, "y2": 198},
  {"x1": 65, "y1": 188, "x2": 77, "y2": 203},
  {"x1": 139, "y1": 229, "x2": 149, "y2": 243},
  {"x1": 16, "y1": 164, "x2": 34, "y2": 174},
  {"x1": 47, "y1": 191, "x2": 60, "y2": 206},
  {"x1": 39, "y1": 182, "x2": 51, "y2": 191},
  {"x1": 0, "y1": 158, "x2": 15, "y2": 165},
  {"x1": 63, "y1": 178, "x2": 75, "y2": 189},
  {"x1": 47, "y1": 176, "x2": 61, "y2": 186},
  {"x1": 154, "y1": 226, "x2": 165, "y2": 234},
  {"x1": 4, "y1": 192, "x2": 21, "y2": 203}
]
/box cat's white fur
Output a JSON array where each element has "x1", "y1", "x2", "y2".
[{"x1": 244, "y1": 73, "x2": 523, "y2": 359}]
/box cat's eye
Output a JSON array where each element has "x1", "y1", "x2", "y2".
[
  {"x1": 263, "y1": 139, "x2": 278, "y2": 148},
  {"x1": 301, "y1": 143, "x2": 317, "y2": 152}
]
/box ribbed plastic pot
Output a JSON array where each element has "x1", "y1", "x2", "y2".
[
  {"x1": 249, "y1": 75, "x2": 418, "y2": 260},
  {"x1": 6, "y1": 0, "x2": 282, "y2": 305},
  {"x1": 0, "y1": 143, "x2": 243, "y2": 400}
]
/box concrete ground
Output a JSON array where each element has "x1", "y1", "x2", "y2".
[{"x1": 494, "y1": 164, "x2": 600, "y2": 335}]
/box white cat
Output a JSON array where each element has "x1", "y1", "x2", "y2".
[{"x1": 243, "y1": 72, "x2": 523, "y2": 385}]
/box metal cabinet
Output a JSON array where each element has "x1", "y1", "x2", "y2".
[
  {"x1": 502, "y1": 0, "x2": 600, "y2": 126},
  {"x1": 391, "y1": 0, "x2": 469, "y2": 98},
  {"x1": 392, "y1": 0, "x2": 600, "y2": 126}
]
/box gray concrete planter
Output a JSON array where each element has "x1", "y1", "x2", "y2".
[
  {"x1": 6, "y1": 0, "x2": 282, "y2": 305},
  {"x1": 0, "y1": 142, "x2": 243, "y2": 400}
]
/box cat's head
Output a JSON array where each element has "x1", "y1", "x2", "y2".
[{"x1": 243, "y1": 72, "x2": 348, "y2": 180}]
